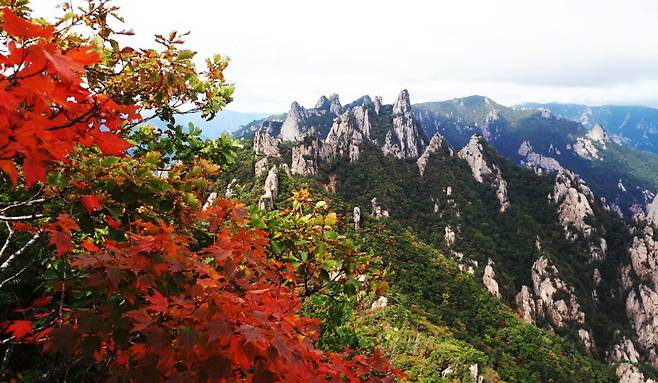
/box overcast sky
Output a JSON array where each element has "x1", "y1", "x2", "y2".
[{"x1": 33, "y1": 0, "x2": 658, "y2": 113}]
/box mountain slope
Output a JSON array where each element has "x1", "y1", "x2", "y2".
[
  {"x1": 413, "y1": 97, "x2": 658, "y2": 216},
  {"x1": 517, "y1": 103, "x2": 658, "y2": 154},
  {"x1": 220, "y1": 90, "x2": 658, "y2": 382}
]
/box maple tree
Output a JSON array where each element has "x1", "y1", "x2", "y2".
[{"x1": 0, "y1": 2, "x2": 401, "y2": 382}]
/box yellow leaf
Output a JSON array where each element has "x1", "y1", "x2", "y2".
[{"x1": 325, "y1": 212, "x2": 337, "y2": 226}]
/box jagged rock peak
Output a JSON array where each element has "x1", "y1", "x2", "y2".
[
  {"x1": 279, "y1": 101, "x2": 306, "y2": 141},
  {"x1": 588, "y1": 124, "x2": 609, "y2": 143},
  {"x1": 482, "y1": 260, "x2": 501, "y2": 298},
  {"x1": 382, "y1": 90, "x2": 427, "y2": 159},
  {"x1": 328, "y1": 93, "x2": 342, "y2": 114},
  {"x1": 514, "y1": 285, "x2": 536, "y2": 324},
  {"x1": 257, "y1": 166, "x2": 279, "y2": 210},
  {"x1": 393, "y1": 89, "x2": 412, "y2": 115},
  {"x1": 549, "y1": 170, "x2": 595, "y2": 239},
  {"x1": 325, "y1": 106, "x2": 372, "y2": 162},
  {"x1": 374, "y1": 96, "x2": 383, "y2": 115},
  {"x1": 253, "y1": 130, "x2": 281, "y2": 158},
  {"x1": 315, "y1": 95, "x2": 331, "y2": 109},
  {"x1": 417, "y1": 133, "x2": 447, "y2": 176},
  {"x1": 458, "y1": 135, "x2": 510, "y2": 212}
]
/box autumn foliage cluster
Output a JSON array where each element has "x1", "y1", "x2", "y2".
[{"x1": 0, "y1": 2, "x2": 400, "y2": 382}]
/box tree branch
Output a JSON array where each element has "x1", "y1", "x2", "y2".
[{"x1": 0, "y1": 230, "x2": 44, "y2": 271}]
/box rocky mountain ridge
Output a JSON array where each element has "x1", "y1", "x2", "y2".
[{"x1": 225, "y1": 90, "x2": 658, "y2": 382}]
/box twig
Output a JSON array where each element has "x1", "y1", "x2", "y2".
[{"x1": 0, "y1": 230, "x2": 44, "y2": 271}]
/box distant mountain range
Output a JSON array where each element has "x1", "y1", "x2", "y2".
[
  {"x1": 516, "y1": 102, "x2": 658, "y2": 154},
  {"x1": 150, "y1": 110, "x2": 269, "y2": 138}
]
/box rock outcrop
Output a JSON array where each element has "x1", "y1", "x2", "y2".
[
  {"x1": 458, "y1": 135, "x2": 510, "y2": 212},
  {"x1": 514, "y1": 285, "x2": 537, "y2": 324},
  {"x1": 549, "y1": 170, "x2": 595, "y2": 239},
  {"x1": 382, "y1": 90, "x2": 426, "y2": 159},
  {"x1": 279, "y1": 101, "x2": 306, "y2": 141},
  {"x1": 627, "y1": 284, "x2": 658, "y2": 367},
  {"x1": 290, "y1": 131, "x2": 330, "y2": 176},
  {"x1": 374, "y1": 96, "x2": 383, "y2": 115},
  {"x1": 417, "y1": 133, "x2": 448, "y2": 176},
  {"x1": 257, "y1": 166, "x2": 279, "y2": 210},
  {"x1": 254, "y1": 157, "x2": 269, "y2": 177},
  {"x1": 531, "y1": 256, "x2": 586, "y2": 328},
  {"x1": 253, "y1": 130, "x2": 281, "y2": 158},
  {"x1": 609, "y1": 336, "x2": 641, "y2": 364},
  {"x1": 370, "y1": 197, "x2": 388, "y2": 218},
  {"x1": 517, "y1": 140, "x2": 564, "y2": 174},
  {"x1": 648, "y1": 195, "x2": 658, "y2": 228},
  {"x1": 482, "y1": 261, "x2": 501, "y2": 298},
  {"x1": 616, "y1": 363, "x2": 656, "y2": 383},
  {"x1": 353, "y1": 206, "x2": 361, "y2": 230},
  {"x1": 325, "y1": 106, "x2": 372, "y2": 162}
]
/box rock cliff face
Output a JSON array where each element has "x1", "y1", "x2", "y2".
[
  {"x1": 530, "y1": 256, "x2": 592, "y2": 348},
  {"x1": 627, "y1": 284, "x2": 658, "y2": 368},
  {"x1": 616, "y1": 363, "x2": 656, "y2": 383},
  {"x1": 279, "y1": 101, "x2": 306, "y2": 141},
  {"x1": 290, "y1": 131, "x2": 331, "y2": 176},
  {"x1": 325, "y1": 106, "x2": 372, "y2": 162},
  {"x1": 257, "y1": 166, "x2": 279, "y2": 210},
  {"x1": 648, "y1": 195, "x2": 658, "y2": 227},
  {"x1": 514, "y1": 285, "x2": 536, "y2": 324},
  {"x1": 253, "y1": 130, "x2": 281, "y2": 158},
  {"x1": 517, "y1": 140, "x2": 564, "y2": 173},
  {"x1": 458, "y1": 135, "x2": 510, "y2": 212},
  {"x1": 417, "y1": 133, "x2": 451, "y2": 176},
  {"x1": 550, "y1": 170, "x2": 596, "y2": 239},
  {"x1": 382, "y1": 90, "x2": 427, "y2": 159},
  {"x1": 623, "y1": 223, "x2": 658, "y2": 368},
  {"x1": 482, "y1": 261, "x2": 501, "y2": 298}
]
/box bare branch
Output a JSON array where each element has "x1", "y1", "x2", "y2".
[
  {"x1": 0, "y1": 214, "x2": 44, "y2": 221},
  {"x1": 0, "y1": 230, "x2": 44, "y2": 271},
  {"x1": 0, "y1": 198, "x2": 46, "y2": 213}
]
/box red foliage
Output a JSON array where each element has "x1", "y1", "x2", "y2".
[
  {"x1": 0, "y1": 10, "x2": 402, "y2": 382},
  {"x1": 0, "y1": 8, "x2": 139, "y2": 188}
]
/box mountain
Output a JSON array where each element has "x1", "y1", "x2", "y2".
[
  {"x1": 516, "y1": 103, "x2": 658, "y2": 154},
  {"x1": 413, "y1": 97, "x2": 658, "y2": 217},
  {"x1": 236, "y1": 94, "x2": 658, "y2": 218},
  {"x1": 220, "y1": 90, "x2": 658, "y2": 382},
  {"x1": 150, "y1": 110, "x2": 269, "y2": 138}
]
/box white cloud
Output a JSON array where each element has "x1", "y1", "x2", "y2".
[{"x1": 32, "y1": 0, "x2": 658, "y2": 112}]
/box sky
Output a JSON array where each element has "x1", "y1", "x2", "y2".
[{"x1": 32, "y1": 0, "x2": 658, "y2": 113}]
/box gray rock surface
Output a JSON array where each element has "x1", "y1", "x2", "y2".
[
  {"x1": 253, "y1": 130, "x2": 281, "y2": 158},
  {"x1": 458, "y1": 135, "x2": 510, "y2": 212},
  {"x1": 382, "y1": 90, "x2": 427, "y2": 159},
  {"x1": 417, "y1": 133, "x2": 446, "y2": 176},
  {"x1": 257, "y1": 166, "x2": 279, "y2": 210}
]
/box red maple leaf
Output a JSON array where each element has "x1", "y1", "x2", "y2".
[
  {"x1": 146, "y1": 290, "x2": 168, "y2": 312},
  {"x1": 7, "y1": 320, "x2": 32, "y2": 340},
  {"x1": 81, "y1": 195, "x2": 102, "y2": 214}
]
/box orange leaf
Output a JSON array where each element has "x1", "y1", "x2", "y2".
[{"x1": 1, "y1": 8, "x2": 53, "y2": 39}]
